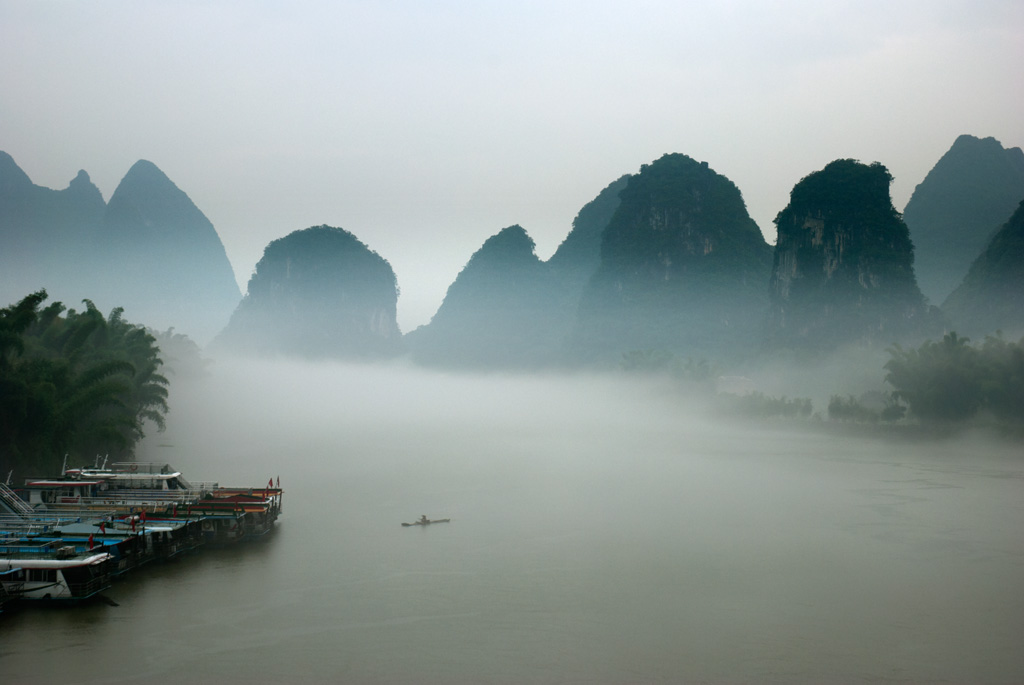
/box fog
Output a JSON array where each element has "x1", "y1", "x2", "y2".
[{"x1": 4, "y1": 358, "x2": 1022, "y2": 683}]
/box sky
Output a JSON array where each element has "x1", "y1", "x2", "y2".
[{"x1": 2, "y1": 0, "x2": 1023, "y2": 331}]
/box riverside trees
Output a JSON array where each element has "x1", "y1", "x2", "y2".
[
  {"x1": 0, "y1": 290, "x2": 169, "y2": 479},
  {"x1": 885, "y1": 332, "x2": 1024, "y2": 424}
]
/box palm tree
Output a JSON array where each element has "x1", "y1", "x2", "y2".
[{"x1": 0, "y1": 291, "x2": 170, "y2": 478}]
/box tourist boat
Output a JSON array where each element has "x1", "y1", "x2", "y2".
[
  {"x1": 0, "y1": 568, "x2": 18, "y2": 613},
  {"x1": 0, "y1": 549, "x2": 112, "y2": 602},
  {"x1": 0, "y1": 461, "x2": 284, "y2": 611},
  {"x1": 16, "y1": 462, "x2": 283, "y2": 542}
]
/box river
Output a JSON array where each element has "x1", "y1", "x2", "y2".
[{"x1": 2, "y1": 360, "x2": 1022, "y2": 683}]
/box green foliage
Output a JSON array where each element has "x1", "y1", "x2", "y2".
[
  {"x1": 572, "y1": 154, "x2": 772, "y2": 365},
  {"x1": 716, "y1": 392, "x2": 813, "y2": 419},
  {"x1": 826, "y1": 392, "x2": 905, "y2": 423},
  {"x1": 150, "y1": 327, "x2": 210, "y2": 379},
  {"x1": 600, "y1": 153, "x2": 771, "y2": 290},
  {"x1": 828, "y1": 395, "x2": 878, "y2": 422},
  {"x1": 778, "y1": 160, "x2": 898, "y2": 227},
  {"x1": 884, "y1": 332, "x2": 1024, "y2": 423},
  {"x1": 767, "y1": 158, "x2": 932, "y2": 351},
  {"x1": 619, "y1": 351, "x2": 717, "y2": 389},
  {"x1": 0, "y1": 291, "x2": 169, "y2": 478}
]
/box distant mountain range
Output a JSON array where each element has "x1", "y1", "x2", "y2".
[
  {"x1": 0, "y1": 154, "x2": 240, "y2": 344},
  {"x1": 3, "y1": 134, "x2": 1022, "y2": 366},
  {"x1": 405, "y1": 176, "x2": 629, "y2": 367}
]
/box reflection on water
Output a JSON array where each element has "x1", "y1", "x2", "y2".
[{"x1": 2, "y1": 360, "x2": 1022, "y2": 684}]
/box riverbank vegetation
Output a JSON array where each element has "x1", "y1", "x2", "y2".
[
  {"x1": 621, "y1": 332, "x2": 1023, "y2": 431},
  {"x1": 0, "y1": 291, "x2": 169, "y2": 479}
]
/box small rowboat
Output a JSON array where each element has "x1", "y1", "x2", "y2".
[{"x1": 401, "y1": 518, "x2": 451, "y2": 527}]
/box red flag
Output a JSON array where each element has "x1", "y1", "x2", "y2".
[
  {"x1": 140, "y1": 510, "x2": 146, "y2": 522},
  {"x1": 277, "y1": 476, "x2": 280, "y2": 488},
  {"x1": 88, "y1": 534, "x2": 94, "y2": 549},
  {"x1": 130, "y1": 517, "x2": 136, "y2": 532},
  {"x1": 99, "y1": 522, "x2": 106, "y2": 534}
]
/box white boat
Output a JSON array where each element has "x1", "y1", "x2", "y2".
[{"x1": 0, "y1": 551, "x2": 112, "y2": 601}]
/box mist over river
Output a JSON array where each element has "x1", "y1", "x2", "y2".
[{"x1": 2, "y1": 360, "x2": 1022, "y2": 684}]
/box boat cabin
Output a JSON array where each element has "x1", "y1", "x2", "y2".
[
  {"x1": 22, "y1": 481, "x2": 104, "y2": 506},
  {"x1": 64, "y1": 463, "x2": 200, "y2": 491}
]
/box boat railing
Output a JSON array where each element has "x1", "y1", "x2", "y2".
[
  {"x1": 91, "y1": 462, "x2": 172, "y2": 475},
  {"x1": 80, "y1": 488, "x2": 214, "y2": 506},
  {"x1": 0, "y1": 510, "x2": 118, "y2": 537},
  {"x1": 0, "y1": 515, "x2": 60, "y2": 536},
  {"x1": 0, "y1": 482, "x2": 35, "y2": 516},
  {"x1": 0, "y1": 540, "x2": 67, "y2": 555}
]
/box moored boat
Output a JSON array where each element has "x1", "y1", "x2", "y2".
[
  {"x1": 1, "y1": 462, "x2": 284, "y2": 612},
  {"x1": 0, "y1": 551, "x2": 112, "y2": 602}
]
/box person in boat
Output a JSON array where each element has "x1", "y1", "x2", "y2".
[{"x1": 419, "y1": 515, "x2": 429, "y2": 524}]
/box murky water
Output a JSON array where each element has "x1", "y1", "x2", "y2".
[{"x1": 2, "y1": 361, "x2": 1022, "y2": 684}]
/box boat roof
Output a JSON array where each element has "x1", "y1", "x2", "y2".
[
  {"x1": 0, "y1": 553, "x2": 112, "y2": 569},
  {"x1": 84, "y1": 472, "x2": 182, "y2": 480}
]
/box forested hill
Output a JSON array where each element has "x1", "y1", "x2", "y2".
[
  {"x1": 902, "y1": 134, "x2": 1024, "y2": 305},
  {"x1": 406, "y1": 177, "x2": 630, "y2": 369},
  {"x1": 95, "y1": 159, "x2": 241, "y2": 343},
  {"x1": 765, "y1": 159, "x2": 939, "y2": 352},
  {"x1": 213, "y1": 225, "x2": 403, "y2": 359},
  {"x1": 0, "y1": 152, "x2": 106, "y2": 310},
  {"x1": 570, "y1": 153, "x2": 772, "y2": 364},
  {"x1": 405, "y1": 225, "x2": 559, "y2": 367},
  {"x1": 942, "y1": 200, "x2": 1024, "y2": 338},
  {"x1": 546, "y1": 175, "x2": 630, "y2": 286}
]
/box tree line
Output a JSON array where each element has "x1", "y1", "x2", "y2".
[
  {"x1": 619, "y1": 331, "x2": 1023, "y2": 428},
  {"x1": 884, "y1": 332, "x2": 1023, "y2": 423},
  {"x1": 0, "y1": 291, "x2": 169, "y2": 480}
]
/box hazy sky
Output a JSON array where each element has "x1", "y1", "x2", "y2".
[{"x1": 3, "y1": 0, "x2": 1022, "y2": 330}]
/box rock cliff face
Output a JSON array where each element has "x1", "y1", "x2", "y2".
[
  {"x1": 215, "y1": 225, "x2": 402, "y2": 358},
  {"x1": 570, "y1": 153, "x2": 772, "y2": 363},
  {"x1": 766, "y1": 159, "x2": 936, "y2": 351},
  {"x1": 407, "y1": 177, "x2": 629, "y2": 368},
  {"x1": 942, "y1": 200, "x2": 1024, "y2": 338},
  {"x1": 0, "y1": 152, "x2": 106, "y2": 308},
  {"x1": 903, "y1": 134, "x2": 1024, "y2": 304},
  {"x1": 94, "y1": 160, "x2": 241, "y2": 343}
]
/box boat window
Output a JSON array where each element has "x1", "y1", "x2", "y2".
[{"x1": 28, "y1": 569, "x2": 57, "y2": 582}]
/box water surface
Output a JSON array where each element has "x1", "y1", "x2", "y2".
[{"x1": 2, "y1": 361, "x2": 1022, "y2": 683}]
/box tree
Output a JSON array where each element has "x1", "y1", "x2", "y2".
[
  {"x1": 884, "y1": 332, "x2": 1023, "y2": 424},
  {"x1": 0, "y1": 291, "x2": 169, "y2": 478}
]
